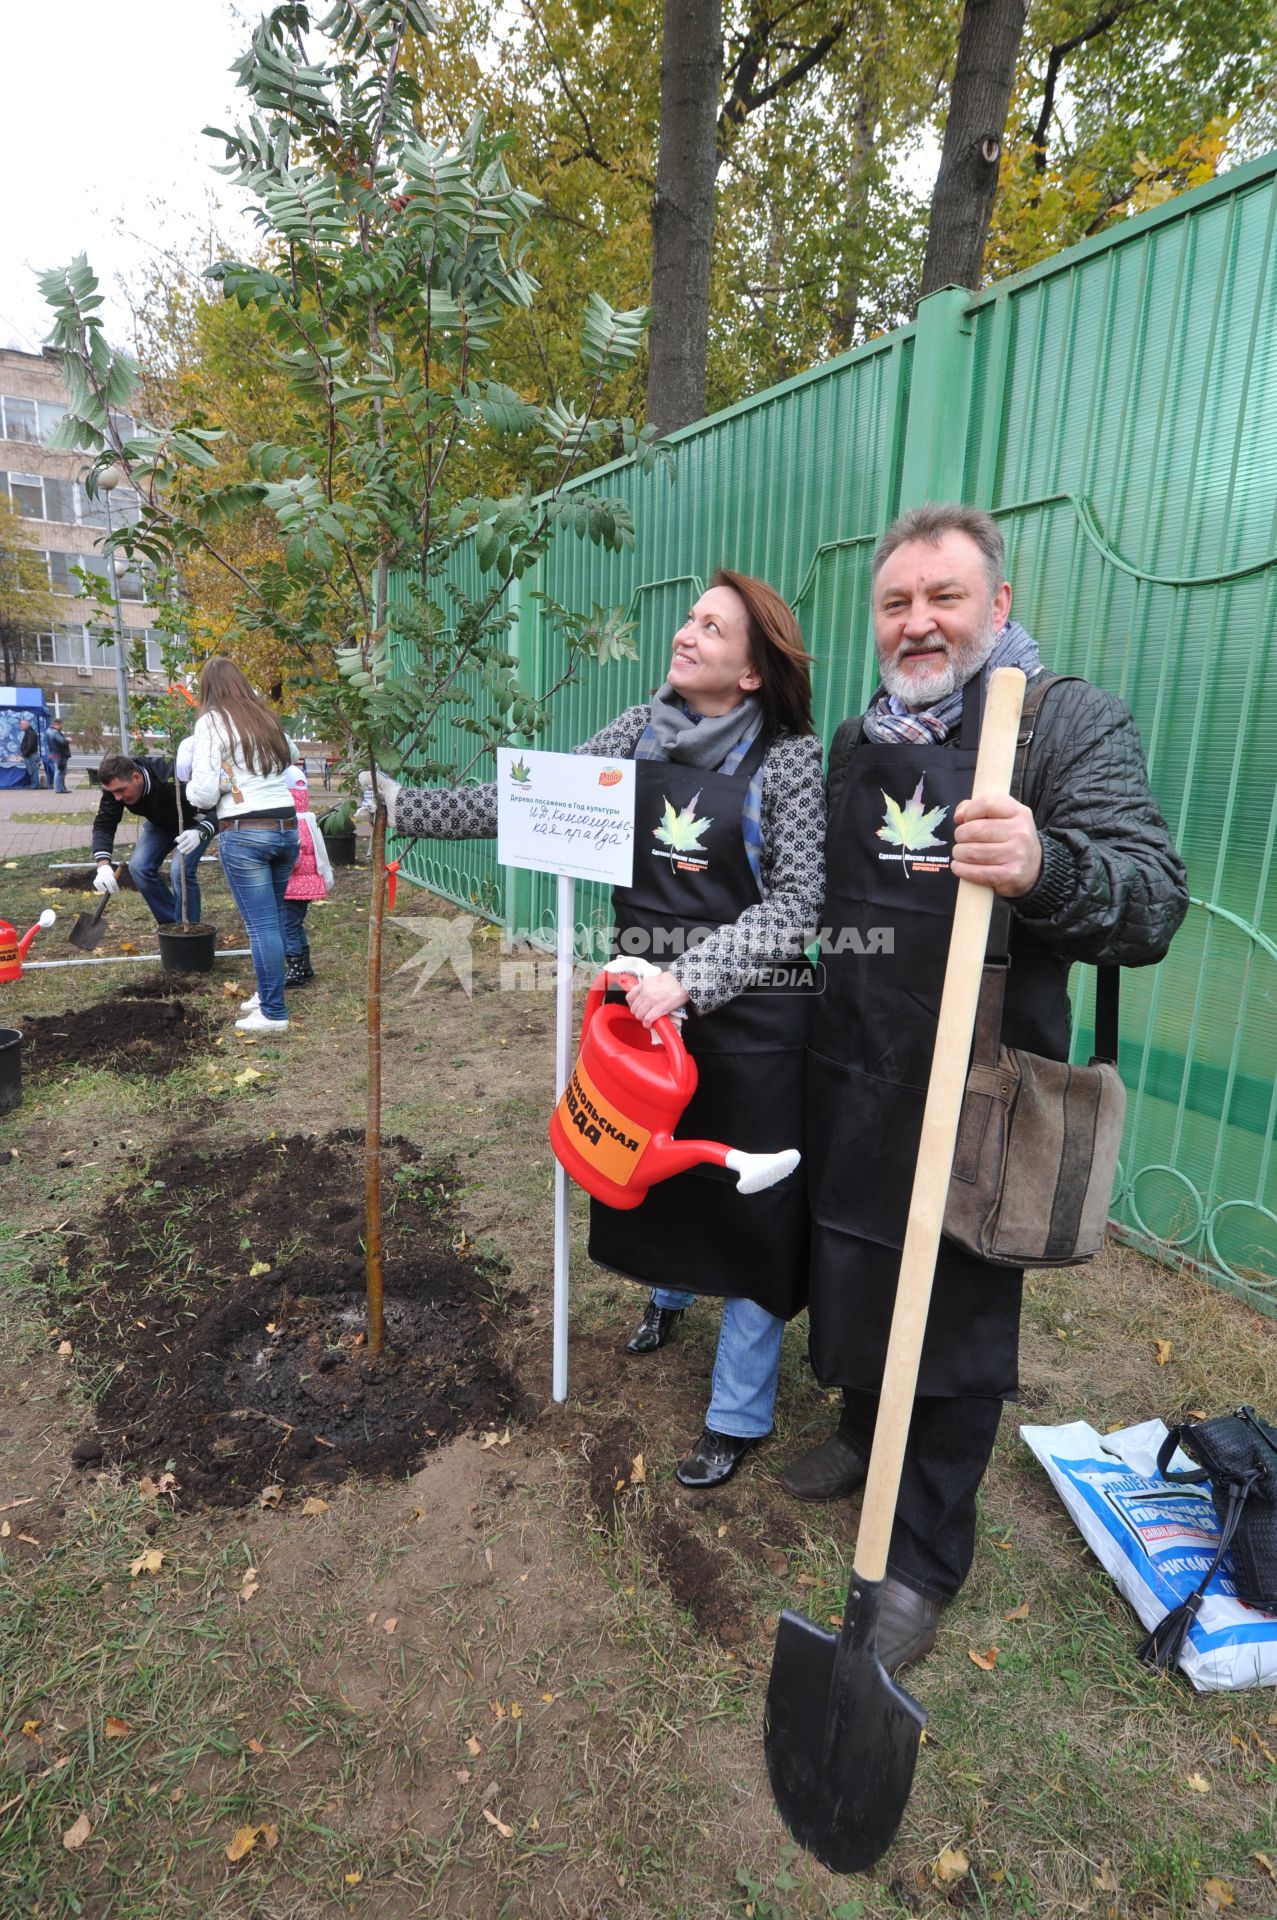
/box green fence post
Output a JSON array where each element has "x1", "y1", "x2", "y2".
[{"x1": 896, "y1": 286, "x2": 974, "y2": 508}]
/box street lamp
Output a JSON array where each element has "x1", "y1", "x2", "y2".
[{"x1": 97, "y1": 464, "x2": 131, "y2": 749}]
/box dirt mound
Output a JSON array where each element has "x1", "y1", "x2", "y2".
[
  {"x1": 56, "y1": 1131, "x2": 526, "y2": 1505},
  {"x1": 581, "y1": 1416, "x2": 753, "y2": 1647},
  {"x1": 45, "y1": 868, "x2": 136, "y2": 894},
  {"x1": 21, "y1": 995, "x2": 213, "y2": 1076}
]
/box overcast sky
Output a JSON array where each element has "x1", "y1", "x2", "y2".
[{"x1": 1, "y1": 0, "x2": 261, "y2": 354}]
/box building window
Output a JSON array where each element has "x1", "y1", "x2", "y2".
[
  {"x1": 142, "y1": 630, "x2": 166, "y2": 673},
  {"x1": 1, "y1": 396, "x2": 39, "y2": 444},
  {"x1": 39, "y1": 400, "x2": 68, "y2": 443},
  {"x1": 34, "y1": 626, "x2": 92, "y2": 668},
  {"x1": 9, "y1": 470, "x2": 45, "y2": 517}
]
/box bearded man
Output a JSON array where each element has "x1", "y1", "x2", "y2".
[{"x1": 784, "y1": 502, "x2": 1188, "y2": 1674}]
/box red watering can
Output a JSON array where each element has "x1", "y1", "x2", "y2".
[
  {"x1": 0, "y1": 910, "x2": 55, "y2": 983},
  {"x1": 549, "y1": 963, "x2": 801, "y2": 1210}
]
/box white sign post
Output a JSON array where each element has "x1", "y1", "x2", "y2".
[{"x1": 497, "y1": 748, "x2": 636, "y2": 1401}]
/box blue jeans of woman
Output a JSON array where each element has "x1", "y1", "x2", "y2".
[
  {"x1": 282, "y1": 898, "x2": 310, "y2": 960},
  {"x1": 218, "y1": 827, "x2": 298, "y2": 1021},
  {"x1": 650, "y1": 1288, "x2": 786, "y2": 1439}
]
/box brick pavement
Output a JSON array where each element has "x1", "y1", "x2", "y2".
[{"x1": 0, "y1": 774, "x2": 138, "y2": 861}]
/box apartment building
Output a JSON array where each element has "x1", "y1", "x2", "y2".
[{"x1": 0, "y1": 344, "x2": 165, "y2": 733}]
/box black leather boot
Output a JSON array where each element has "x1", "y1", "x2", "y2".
[
  {"x1": 675, "y1": 1428, "x2": 758, "y2": 1488},
  {"x1": 780, "y1": 1430, "x2": 869, "y2": 1500},
  {"x1": 625, "y1": 1302, "x2": 685, "y2": 1354},
  {"x1": 876, "y1": 1576, "x2": 944, "y2": 1675}
]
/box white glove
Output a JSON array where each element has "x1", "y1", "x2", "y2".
[
  {"x1": 93, "y1": 864, "x2": 120, "y2": 895},
  {"x1": 174, "y1": 829, "x2": 201, "y2": 856},
  {"x1": 357, "y1": 769, "x2": 400, "y2": 820}
]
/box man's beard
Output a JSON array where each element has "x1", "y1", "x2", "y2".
[{"x1": 877, "y1": 616, "x2": 997, "y2": 710}]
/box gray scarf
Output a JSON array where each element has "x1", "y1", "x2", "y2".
[{"x1": 636, "y1": 682, "x2": 764, "y2": 767}]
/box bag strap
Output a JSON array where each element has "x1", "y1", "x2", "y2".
[
  {"x1": 970, "y1": 673, "x2": 1120, "y2": 1069},
  {"x1": 1138, "y1": 1418, "x2": 1259, "y2": 1671}
]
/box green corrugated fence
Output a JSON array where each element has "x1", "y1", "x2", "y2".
[{"x1": 390, "y1": 149, "x2": 1277, "y2": 1309}]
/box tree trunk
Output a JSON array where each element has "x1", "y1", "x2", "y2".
[
  {"x1": 365, "y1": 791, "x2": 387, "y2": 1355},
  {"x1": 920, "y1": 0, "x2": 1027, "y2": 297},
  {"x1": 646, "y1": 0, "x2": 723, "y2": 435},
  {"x1": 831, "y1": 77, "x2": 881, "y2": 353}
]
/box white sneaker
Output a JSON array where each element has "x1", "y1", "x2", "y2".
[
  {"x1": 235, "y1": 1010, "x2": 290, "y2": 1033},
  {"x1": 239, "y1": 992, "x2": 260, "y2": 1013}
]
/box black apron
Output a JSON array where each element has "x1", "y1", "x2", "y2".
[
  {"x1": 806, "y1": 680, "x2": 1071, "y2": 1397},
  {"x1": 588, "y1": 738, "x2": 811, "y2": 1319}
]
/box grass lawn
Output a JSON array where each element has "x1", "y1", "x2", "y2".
[{"x1": 1, "y1": 845, "x2": 1275, "y2": 1920}]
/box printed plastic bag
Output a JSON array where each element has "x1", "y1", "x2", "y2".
[{"x1": 1020, "y1": 1417, "x2": 1277, "y2": 1691}]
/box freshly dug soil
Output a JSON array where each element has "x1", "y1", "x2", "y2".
[
  {"x1": 56, "y1": 1131, "x2": 526, "y2": 1505},
  {"x1": 46, "y1": 868, "x2": 137, "y2": 894},
  {"x1": 21, "y1": 995, "x2": 214, "y2": 1077}
]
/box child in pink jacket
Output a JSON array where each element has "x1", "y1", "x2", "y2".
[{"x1": 282, "y1": 767, "x2": 333, "y2": 988}]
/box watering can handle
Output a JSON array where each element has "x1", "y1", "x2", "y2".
[{"x1": 581, "y1": 964, "x2": 696, "y2": 1100}]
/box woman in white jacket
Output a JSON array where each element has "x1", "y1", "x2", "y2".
[{"x1": 185, "y1": 659, "x2": 298, "y2": 1032}]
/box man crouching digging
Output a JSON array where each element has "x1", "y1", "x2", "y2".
[{"x1": 784, "y1": 503, "x2": 1188, "y2": 1675}]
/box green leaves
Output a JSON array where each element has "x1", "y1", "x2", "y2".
[{"x1": 580, "y1": 294, "x2": 649, "y2": 372}]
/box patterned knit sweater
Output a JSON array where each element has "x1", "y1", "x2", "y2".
[{"x1": 392, "y1": 706, "x2": 827, "y2": 1014}]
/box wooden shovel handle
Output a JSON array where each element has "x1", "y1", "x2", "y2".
[{"x1": 853, "y1": 668, "x2": 1027, "y2": 1585}]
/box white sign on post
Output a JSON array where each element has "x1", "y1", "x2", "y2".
[
  {"x1": 496, "y1": 748, "x2": 636, "y2": 1405},
  {"x1": 496, "y1": 747, "x2": 636, "y2": 885}
]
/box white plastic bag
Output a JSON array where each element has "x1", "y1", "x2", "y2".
[{"x1": 1020, "y1": 1417, "x2": 1277, "y2": 1691}]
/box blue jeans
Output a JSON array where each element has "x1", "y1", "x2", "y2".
[
  {"x1": 51, "y1": 759, "x2": 68, "y2": 793},
  {"x1": 282, "y1": 898, "x2": 310, "y2": 959},
  {"x1": 128, "y1": 820, "x2": 203, "y2": 928},
  {"x1": 650, "y1": 1289, "x2": 786, "y2": 1440},
  {"x1": 218, "y1": 827, "x2": 298, "y2": 1021},
  {"x1": 23, "y1": 758, "x2": 40, "y2": 786}
]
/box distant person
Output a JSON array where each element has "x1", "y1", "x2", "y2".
[
  {"x1": 185, "y1": 659, "x2": 299, "y2": 1033},
  {"x1": 239, "y1": 768, "x2": 332, "y2": 1015},
  {"x1": 45, "y1": 723, "x2": 70, "y2": 793},
  {"x1": 91, "y1": 754, "x2": 217, "y2": 925},
  {"x1": 18, "y1": 717, "x2": 41, "y2": 787}
]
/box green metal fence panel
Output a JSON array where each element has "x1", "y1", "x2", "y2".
[
  {"x1": 960, "y1": 151, "x2": 1277, "y2": 1303},
  {"x1": 390, "y1": 149, "x2": 1277, "y2": 1305}
]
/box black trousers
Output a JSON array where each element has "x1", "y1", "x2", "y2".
[{"x1": 839, "y1": 1389, "x2": 1004, "y2": 1602}]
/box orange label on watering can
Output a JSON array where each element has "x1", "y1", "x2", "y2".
[{"x1": 556, "y1": 1057, "x2": 651, "y2": 1188}]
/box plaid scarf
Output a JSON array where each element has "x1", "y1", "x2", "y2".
[
  {"x1": 635, "y1": 691, "x2": 767, "y2": 884},
  {"x1": 862, "y1": 622, "x2": 1043, "y2": 745}
]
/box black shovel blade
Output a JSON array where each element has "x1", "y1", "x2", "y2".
[
  {"x1": 67, "y1": 898, "x2": 109, "y2": 950},
  {"x1": 764, "y1": 1578, "x2": 927, "y2": 1875}
]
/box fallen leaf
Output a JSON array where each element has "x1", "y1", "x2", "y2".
[
  {"x1": 1185, "y1": 1770, "x2": 1211, "y2": 1793},
  {"x1": 479, "y1": 1430, "x2": 499, "y2": 1450},
  {"x1": 383, "y1": 1616, "x2": 398, "y2": 1634},
  {"x1": 235, "y1": 1068, "x2": 264, "y2": 1087},
  {"x1": 1155, "y1": 1338, "x2": 1173, "y2": 1366},
  {"x1": 631, "y1": 1452, "x2": 646, "y2": 1485},
  {"x1": 129, "y1": 1548, "x2": 164, "y2": 1578},
  {"x1": 57, "y1": 1340, "x2": 73, "y2": 1357},
  {"x1": 62, "y1": 1812, "x2": 92, "y2": 1851},
  {"x1": 248, "y1": 1260, "x2": 271, "y2": 1278},
  {"x1": 466, "y1": 1734, "x2": 482, "y2": 1757},
  {"x1": 119, "y1": 941, "x2": 136, "y2": 954},
  {"x1": 968, "y1": 1646, "x2": 998, "y2": 1671},
  {"x1": 225, "y1": 1822, "x2": 279, "y2": 1862},
  {"x1": 540, "y1": 1692, "x2": 556, "y2": 1705},
  {"x1": 344, "y1": 1871, "x2": 362, "y2": 1886},
  {"x1": 1004, "y1": 1601, "x2": 1030, "y2": 1622},
  {"x1": 17, "y1": 1532, "x2": 38, "y2": 1546},
  {"x1": 246, "y1": 1738, "x2": 265, "y2": 1754},
  {"x1": 482, "y1": 1808, "x2": 514, "y2": 1839},
  {"x1": 991, "y1": 1536, "x2": 1013, "y2": 1549},
  {"x1": 1201, "y1": 1876, "x2": 1234, "y2": 1911},
  {"x1": 509, "y1": 1702, "x2": 523, "y2": 1720},
  {"x1": 1094, "y1": 1859, "x2": 1120, "y2": 1893},
  {"x1": 138, "y1": 1472, "x2": 178, "y2": 1500},
  {"x1": 300, "y1": 1496, "x2": 328, "y2": 1516},
  {"x1": 456, "y1": 1767, "x2": 472, "y2": 1782},
  {"x1": 257, "y1": 1485, "x2": 283, "y2": 1509},
  {"x1": 717, "y1": 1522, "x2": 730, "y2": 1539},
  {"x1": 935, "y1": 1845, "x2": 970, "y2": 1883},
  {"x1": 104, "y1": 1717, "x2": 131, "y2": 1739},
  {"x1": 240, "y1": 1567, "x2": 260, "y2": 1602},
  {"x1": 490, "y1": 1700, "x2": 507, "y2": 1721},
  {"x1": 21, "y1": 1719, "x2": 42, "y2": 1738},
  {"x1": 1252, "y1": 1852, "x2": 1276, "y2": 1880}
]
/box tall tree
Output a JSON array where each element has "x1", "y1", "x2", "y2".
[
  {"x1": 0, "y1": 495, "x2": 63, "y2": 684},
  {"x1": 647, "y1": 0, "x2": 723, "y2": 432},
  {"x1": 920, "y1": 0, "x2": 1028, "y2": 294},
  {"x1": 43, "y1": 0, "x2": 659, "y2": 1356}
]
